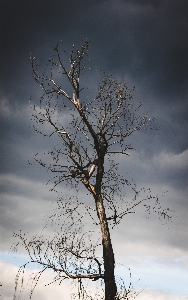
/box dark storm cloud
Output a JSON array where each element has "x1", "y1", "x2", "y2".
[
  {"x1": 0, "y1": 99, "x2": 33, "y2": 175},
  {"x1": 0, "y1": 0, "x2": 188, "y2": 257},
  {"x1": 0, "y1": 101, "x2": 62, "y2": 181},
  {"x1": 0, "y1": 2, "x2": 188, "y2": 297},
  {"x1": 0, "y1": 0, "x2": 187, "y2": 181},
  {"x1": 1, "y1": 0, "x2": 188, "y2": 96},
  {"x1": 103, "y1": 0, "x2": 188, "y2": 98}
]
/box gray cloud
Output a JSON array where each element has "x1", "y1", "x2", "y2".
[{"x1": 0, "y1": 0, "x2": 188, "y2": 298}]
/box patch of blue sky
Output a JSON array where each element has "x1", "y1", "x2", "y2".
[
  {"x1": 0, "y1": 252, "x2": 43, "y2": 270},
  {"x1": 1, "y1": 252, "x2": 188, "y2": 294},
  {"x1": 115, "y1": 256, "x2": 188, "y2": 295}
]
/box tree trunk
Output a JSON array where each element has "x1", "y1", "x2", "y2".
[{"x1": 95, "y1": 195, "x2": 117, "y2": 300}]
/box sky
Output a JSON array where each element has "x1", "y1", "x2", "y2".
[{"x1": 0, "y1": 0, "x2": 188, "y2": 299}]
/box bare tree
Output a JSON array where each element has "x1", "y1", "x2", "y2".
[{"x1": 12, "y1": 40, "x2": 171, "y2": 300}]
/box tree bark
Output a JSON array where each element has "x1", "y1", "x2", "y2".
[
  {"x1": 95, "y1": 152, "x2": 117, "y2": 300},
  {"x1": 95, "y1": 195, "x2": 117, "y2": 300}
]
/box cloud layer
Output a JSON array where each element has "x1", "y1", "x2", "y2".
[{"x1": 0, "y1": 0, "x2": 188, "y2": 299}]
